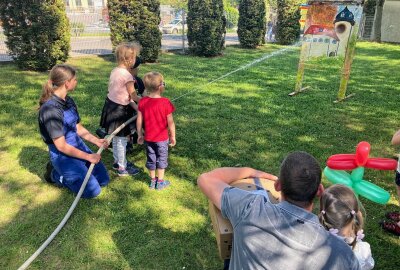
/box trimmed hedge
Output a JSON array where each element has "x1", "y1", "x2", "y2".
[
  {"x1": 275, "y1": 0, "x2": 301, "y2": 45},
  {"x1": 0, "y1": 0, "x2": 70, "y2": 71},
  {"x1": 187, "y1": 0, "x2": 226, "y2": 57},
  {"x1": 107, "y1": 0, "x2": 161, "y2": 62},
  {"x1": 237, "y1": 0, "x2": 267, "y2": 48}
]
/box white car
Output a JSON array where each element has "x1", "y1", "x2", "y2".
[{"x1": 161, "y1": 19, "x2": 187, "y2": 34}]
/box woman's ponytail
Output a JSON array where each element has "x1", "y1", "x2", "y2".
[{"x1": 39, "y1": 80, "x2": 55, "y2": 107}]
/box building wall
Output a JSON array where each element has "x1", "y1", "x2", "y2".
[{"x1": 381, "y1": 0, "x2": 400, "y2": 43}]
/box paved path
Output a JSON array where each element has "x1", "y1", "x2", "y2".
[{"x1": 0, "y1": 33, "x2": 239, "y2": 61}]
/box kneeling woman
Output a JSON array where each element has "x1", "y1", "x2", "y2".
[{"x1": 38, "y1": 64, "x2": 110, "y2": 198}]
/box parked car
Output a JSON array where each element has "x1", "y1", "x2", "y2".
[{"x1": 161, "y1": 19, "x2": 187, "y2": 34}]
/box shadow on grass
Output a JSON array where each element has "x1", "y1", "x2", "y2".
[
  {"x1": 112, "y1": 209, "x2": 220, "y2": 269},
  {"x1": 18, "y1": 146, "x2": 49, "y2": 182}
]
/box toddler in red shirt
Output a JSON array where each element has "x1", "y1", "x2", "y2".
[{"x1": 137, "y1": 72, "x2": 176, "y2": 190}]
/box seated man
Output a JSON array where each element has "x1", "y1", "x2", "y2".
[{"x1": 198, "y1": 151, "x2": 360, "y2": 270}]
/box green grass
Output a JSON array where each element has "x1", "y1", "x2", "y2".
[{"x1": 0, "y1": 41, "x2": 400, "y2": 269}]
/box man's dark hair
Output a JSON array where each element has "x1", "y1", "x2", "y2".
[{"x1": 279, "y1": 151, "x2": 322, "y2": 207}]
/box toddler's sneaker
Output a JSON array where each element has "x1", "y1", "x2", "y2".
[
  {"x1": 113, "y1": 161, "x2": 134, "y2": 170},
  {"x1": 149, "y1": 178, "x2": 157, "y2": 189},
  {"x1": 155, "y1": 179, "x2": 171, "y2": 190},
  {"x1": 117, "y1": 166, "x2": 139, "y2": 176}
]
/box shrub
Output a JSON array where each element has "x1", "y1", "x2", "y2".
[
  {"x1": 0, "y1": 0, "x2": 70, "y2": 71},
  {"x1": 107, "y1": 0, "x2": 161, "y2": 62},
  {"x1": 187, "y1": 0, "x2": 226, "y2": 57},
  {"x1": 275, "y1": 0, "x2": 301, "y2": 45},
  {"x1": 237, "y1": 0, "x2": 267, "y2": 48}
]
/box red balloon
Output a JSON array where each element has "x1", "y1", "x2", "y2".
[
  {"x1": 355, "y1": 141, "x2": 370, "y2": 166},
  {"x1": 327, "y1": 159, "x2": 358, "y2": 170},
  {"x1": 328, "y1": 154, "x2": 356, "y2": 161},
  {"x1": 364, "y1": 158, "x2": 397, "y2": 170}
]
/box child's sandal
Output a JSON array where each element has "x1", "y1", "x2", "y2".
[
  {"x1": 385, "y1": 211, "x2": 400, "y2": 222},
  {"x1": 380, "y1": 220, "x2": 400, "y2": 236}
]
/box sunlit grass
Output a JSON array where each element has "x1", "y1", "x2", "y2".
[{"x1": 0, "y1": 41, "x2": 400, "y2": 269}]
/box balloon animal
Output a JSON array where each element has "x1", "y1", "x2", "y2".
[{"x1": 324, "y1": 141, "x2": 396, "y2": 204}]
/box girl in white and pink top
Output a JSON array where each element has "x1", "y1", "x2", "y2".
[
  {"x1": 319, "y1": 185, "x2": 375, "y2": 270},
  {"x1": 100, "y1": 42, "x2": 141, "y2": 176}
]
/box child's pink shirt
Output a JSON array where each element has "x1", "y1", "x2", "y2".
[{"x1": 107, "y1": 67, "x2": 134, "y2": 105}]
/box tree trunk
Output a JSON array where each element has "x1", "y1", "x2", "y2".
[{"x1": 371, "y1": 0, "x2": 385, "y2": 42}]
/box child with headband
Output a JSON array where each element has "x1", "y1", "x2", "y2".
[
  {"x1": 319, "y1": 184, "x2": 374, "y2": 270},
  {"x1": 100, "y1": 42, "x2": 141, "y2": 176}
]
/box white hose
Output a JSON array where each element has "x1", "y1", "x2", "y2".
[{"x1": 18, "y1": 116, "x2": 137, "y2": 270}]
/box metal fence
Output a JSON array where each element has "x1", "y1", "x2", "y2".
[
  {"x1": 0, "y1": 27, "x2": 12, "y2": 61},
  {"x1": 0, "y1": 6, "x2": 112, "y2": 62},
  {"x1": 0, "y1": 4, "x2": 241, "y2": 62},
  {"x1": 360, "y1": 14, "x2": 375, "y2": 40},
  {"x1": 67, "y1": 7, "x2": 113, "y2": 58}
]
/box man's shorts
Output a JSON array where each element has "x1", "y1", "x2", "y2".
[
  {"x1": 396, "y1": 170, "x2": 400, "y2": 186},
  {"x1": 145, "y1": 140, "x2": 169, "y2": 170}
]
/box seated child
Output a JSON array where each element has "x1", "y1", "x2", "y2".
[
  {"x1": 126, "y1": 56, "x2": 145, "y2": 153},
  {"x1": 130, "y1": 56, "x2": 145, "y2": 96},
  {"x1": 380, "y1": 129, "x2": 400, "y2": 236},
  {"x1": 319, "y1": 184, "x2": 374, "y2": 270},
  {"x1": 136, "y1": 71, "x2": 176, "y2": 190}
]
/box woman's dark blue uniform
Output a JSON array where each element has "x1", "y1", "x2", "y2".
[{"x1": 39, "y1": 95, "x2": 109, "y2": 198}]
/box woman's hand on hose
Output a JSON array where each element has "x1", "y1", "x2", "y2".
[
  {"x1": 95, "y1": 138, "x2": 109, "y2": 149},
  {"x1": 87, "y1": 153, "x2": 102, "y2": 164}
]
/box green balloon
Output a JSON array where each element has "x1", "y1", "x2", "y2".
[
  {"x1": 353, "y1": 180, "x2": 390, "y2": 205},
  {"x1": 350, "y1": 167, "x2": 365, "y2": 182},
  {"x1": 323, "y1": 167, "x2": 352, "y2": 186}
]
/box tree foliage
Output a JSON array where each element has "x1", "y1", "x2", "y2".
[
  {"x1": 275, "y1": 0, "x2": 301, "y2": 45},
  {"x1": 0, "y1": 0, "x2": 70, "y2": 71},
  {"x1": 237, "y1": 0, "x2": 267, "y2": 48},
  {"x1": 363, "y1": 0, "x2": 377, "y2": 15},
  {"x1": 107, "y1": 0, "x2": 161, "y2": 62},
  {"x1": 187, "y1": 0, "x2": 226, "y2": 57},
  {"x1": 224, "y1": 1, "x2": 239, "y2": 29}
]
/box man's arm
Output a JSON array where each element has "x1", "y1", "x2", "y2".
[{"x1": 197, "y1": 167, "x2": 278, "y2": 210}]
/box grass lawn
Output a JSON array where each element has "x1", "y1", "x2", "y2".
[{"x1": 0, "y1": 41, "x2": 400, "y2": 269}]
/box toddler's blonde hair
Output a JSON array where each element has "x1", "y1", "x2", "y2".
[
  {"x1": 115, "y1": 42, "x2": 141, "y2": 66},
  {"x1": 143, "y1": 72, "x2": 164, "y2": 93}
]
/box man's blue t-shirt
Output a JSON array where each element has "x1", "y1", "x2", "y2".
[{"x1": 221, "y1": 187, "x2": 361, "y2": 270}]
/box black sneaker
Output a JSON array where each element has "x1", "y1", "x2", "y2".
[
  {"x1": 44, "y1": 161, "x2": 53, "y2": 183},
  {"x1": 43, "y1": 161, "x2": 63, "y2": 188},
  {"x1": 112, "y1": 161, "x2": 134, "y2": 170}
]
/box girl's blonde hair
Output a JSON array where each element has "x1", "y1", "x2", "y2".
[
  {"x1": 39, "y1": 64, "x2": 76, "y2": 107},
  {"x1": 115, "y1": 42, "x2": 141, "y2": 67},
  {"x1": 143, "y1": 72, "x2": 164, "y2": 93},
  {"x1": 319, "y1": 184, "x2": 364, "y2": 249}
]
